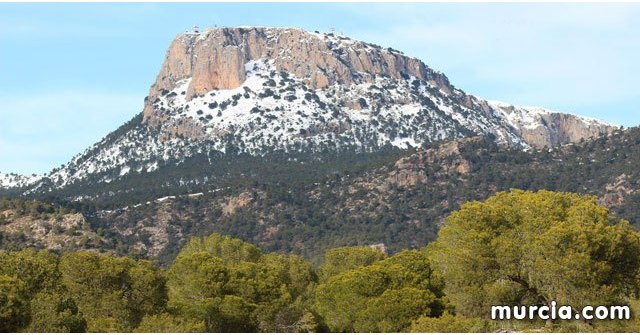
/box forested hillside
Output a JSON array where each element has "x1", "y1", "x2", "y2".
[
  {"x1": 2, "y1": 191, "x2": 640, "y2": 332},
  {"x1": 64, "y1": 128, "x2": 640, "y2": 263},
  {"x1": 2, "y1": 128, "x2": 640, "y2": 264}
]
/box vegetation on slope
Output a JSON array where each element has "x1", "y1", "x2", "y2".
[
  {"x1": 4, "y1": 128, "x2": 640, "y2": 266},
  {"x1": 2, "y1": 190, "x2": 640, "y2": 332},
  {"x1": 67, "y1": 128, "x2": 640, "y2": 265}
]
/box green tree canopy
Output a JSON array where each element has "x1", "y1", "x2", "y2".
[
  {"x1": 0, "y1": 249, "x2": 61, "y2": 298},
  {"x1": 318, "y1": 246, "x2": 387, "y2": 281},
  {"x1": 410, "y1": 312, "x2": 496, "y2": 333},
  {"x1": 178, "y1": 233, "x2": 262, "y2": 265},
  {"x1": 428, "y1": 189, "x2": 640, "y2": 318},
  {"x1": 25, "y1": 290, "x2": 87, "y2": 332},
  {"x1": 167, "y1": 233, "x2": 318, "y2": 332},
  {"x1": 315, "y1": 249, "x2": 444, "y2": 332},
  {"x1": 0, "y1": 275, "x2": 30, "y2": 332},
  {"x1": 59, "y1": 251, "x2": 167, "y2": 332},
  {"x1": 134, "y1": 313, "x2": 206, "y2": 333}
]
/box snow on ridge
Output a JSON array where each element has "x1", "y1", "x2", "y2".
[
  {"x1": 16, "y1": 54, "x2": 615, "y2": 196},
  {"x1": 486, "y1": 100, "x2": 617, "y2": 130},
  {"x1": 30, "y1": 57, "x2": 494, "y2": 193},
  {"x1": 0, "y1": 172, "x2": 43, "y2": 189},
  {"x1": 67, "y1": 59, "x2": 525, "y2": 187},
  {"x1": 153, "y1": 58, "x2": 502, "y2": 156}
]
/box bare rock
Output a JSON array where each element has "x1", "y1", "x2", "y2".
[
  {"x1": 223, "y1": 192, "x2": 253, "y2": 216},
  {"x1": 489, "y1": 102, "x2": 617, "y2": 149},
  {"x1": 143, "y1": 27, "x2": 453, "y2": 124},
  {"x1": 599, "y1": 174, "x2": 636, "y2": 208}
]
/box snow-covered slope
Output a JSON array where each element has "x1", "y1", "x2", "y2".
[
  {"x1": 148, "y1": 58, "x2": 527, "y2": 151},
  {"x1": 1, "y1": 27, "x2": 617, "y2": 198},
  {"x1": 0, "y1": 172, "x2": 42, "y2": 189},
  {"x1": 488, "y1": 100, "x2": 616, "y2": 148},
  {"x1": 489, "y1": 101, "x2": 615, "y2": 130}
]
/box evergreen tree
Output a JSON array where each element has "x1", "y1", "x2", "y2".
[{"x1": 428, "y1": 189, "x2": 640, "y2": 319}]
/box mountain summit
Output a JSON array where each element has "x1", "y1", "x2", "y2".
[
  {"x1": 1, "y1": 27, "x2": 615, "y2": 195},
  {"x1": 142, "y1": 27, "x2": 614, "y2": 150}
]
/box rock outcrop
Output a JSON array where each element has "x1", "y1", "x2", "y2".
[
  {"x1": 387, "y1": 137, "x2": 478, "y2": 188},
  {"x1": 599, "y1": 174, "x2": 636, "y2": 208},
  {"x1": 489, "y1": 102, "x2": 616, "y2": 149},
  {"x1": 0, "y1": 211, "x2": 105, "y2": 251},
  {"x1": 139, "y1": 26, "x2": 615, "y2": 151},
  {"x1": 143, "y1": 27, "x2": 453, "y2": 125}
]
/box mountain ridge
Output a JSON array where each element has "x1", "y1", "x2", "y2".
[{"x1": 0, "y1": 26, "x2": 616, "y2": 197}]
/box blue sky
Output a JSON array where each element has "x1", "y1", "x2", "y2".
[{"x1": 1, "y1": 3, "x2": 639, "y2": 175}]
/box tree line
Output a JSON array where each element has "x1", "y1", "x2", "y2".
[{"x1": 2, "y1": 190, "x2": 640, "y2": 332}]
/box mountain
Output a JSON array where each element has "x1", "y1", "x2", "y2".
[{"x1": 0, "y1": 27, "x2": 614, "y2": 202}]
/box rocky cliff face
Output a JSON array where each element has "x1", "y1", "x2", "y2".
[
  {"x1": 142, "y1": 27, "x2": 456, "y2": 135},
  {"x1": 141, "y1": 26, "x2": 615, "y2": 150},
  {"x1": 145, "y1": 27, "x2": 450, "y2": 106}
]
